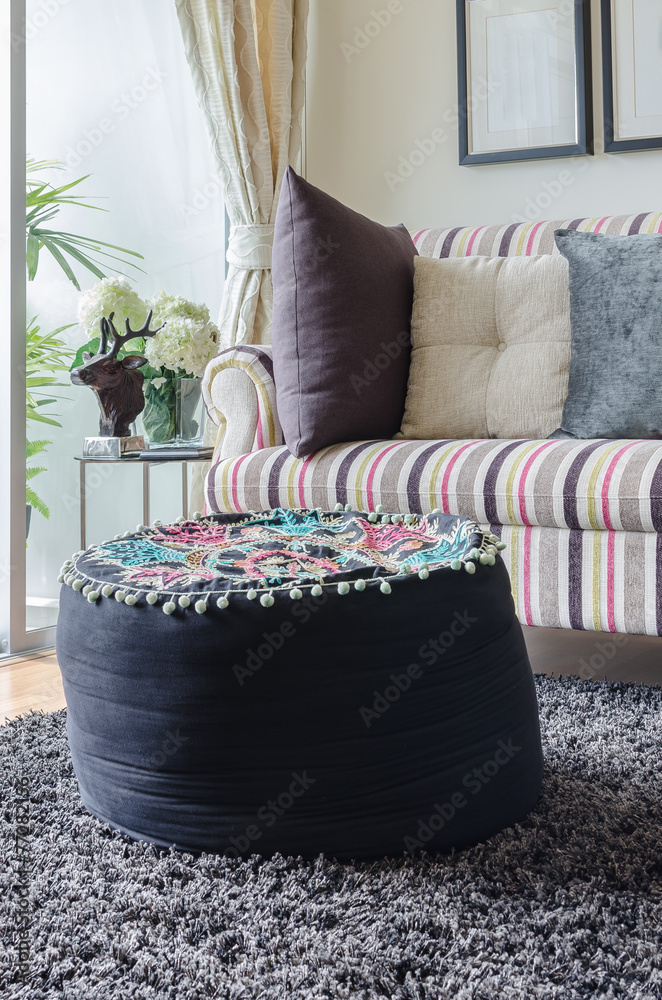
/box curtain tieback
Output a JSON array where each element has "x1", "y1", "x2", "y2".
[{"x1": 226, "y1": 224, "x2": 275, "y2": 270}]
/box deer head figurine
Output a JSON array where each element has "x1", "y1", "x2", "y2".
[{"x1": 71, "y1": 311, "x2": 164, "y2": 438}]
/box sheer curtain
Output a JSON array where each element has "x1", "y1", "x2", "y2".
[
  {"x1": 25, "y1": 0, "x2": 225, "y2": 620},
  {"x1": 176, "y1": 0, "x2": 308, "y2": 350}
]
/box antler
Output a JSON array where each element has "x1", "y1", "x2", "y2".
[
  {"x1": 103, "y1": 310, "x2": 165, "y2": 360},
  {"x1": 98, "y1": 316, "x2": 111, "y2": 356},
  {"x1": 125, "y1": 310, "x2": 165, "y2": 342}
]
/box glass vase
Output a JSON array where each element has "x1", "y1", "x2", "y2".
[{"x1": 139, "y1": 376, "x2": 205, "y2": 448}]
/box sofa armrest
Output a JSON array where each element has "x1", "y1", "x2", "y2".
[{"x1": 202, "y1": 345, "x2": 283, "y2": 462}]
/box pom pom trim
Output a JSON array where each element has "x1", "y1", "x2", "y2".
[{"x1": 60, "y1": 507, "x2": 499, "y2": 613}]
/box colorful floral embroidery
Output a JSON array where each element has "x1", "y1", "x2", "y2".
[{"x1": 68, "y1": 508, "x2": 487, "y2": 596}]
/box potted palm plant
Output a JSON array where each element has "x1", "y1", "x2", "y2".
[
  {"x1": 26, "y1": 157, "x2": 143, "y2": 289},
  {"x1": 25, "y1": 317, "x2": 75, "y2": 532}
]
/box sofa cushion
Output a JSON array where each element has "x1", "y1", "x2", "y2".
[
  {"x1": 413, "y1": 212, "x2": 662, "y2": 259},
  {"x1": 553, "y1": 229, "x2": 662, "y2": 439},
  {"x1": 206, "y1": 437, "x2": 662, "y2": 534},
  {"x1": 399, "y1": 255, "x2": 571, "y2": 441},
  {"x1": 491, "y1": 523, "x2": 662, "y2": 637},
  {"x1": 271, "y1": 167, "x2": 417, "y2": 458}
]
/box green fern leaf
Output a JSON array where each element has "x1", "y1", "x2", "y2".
[
  {"x1": 26, "y1": 439, "x2": 51, "y2": 459},
  {"x1": 26, "y1": 487, "x2": 50, "y2": 519}
]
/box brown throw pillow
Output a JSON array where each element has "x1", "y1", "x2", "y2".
[{"x1": 271, "y1": 167, "x2": 417, "y2": 457}]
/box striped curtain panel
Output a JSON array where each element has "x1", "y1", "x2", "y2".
[
  {"x1": 176, "y1": 0, "x2": 308, "y2": 512},
  {"x1": 176, "y1": 0, "x2": 308, "y2": 350}
]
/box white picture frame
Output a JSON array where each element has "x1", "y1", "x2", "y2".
[
  {"x1": 602, "y1": 0, "x2": 662, "y2": 152},
  {"x1": 457, "y1": 0, "x2": 593, "y2": 164}
]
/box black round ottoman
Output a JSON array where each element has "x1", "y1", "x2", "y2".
[{"x1": 56, "y1": 506, "x2": 543, "y2": 860}]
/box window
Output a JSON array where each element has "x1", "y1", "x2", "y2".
[{"x1": 2, "y1": 0, "x2": 225, "y2": 654}]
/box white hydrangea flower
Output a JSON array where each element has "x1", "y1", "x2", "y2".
[
  {"x1": 77, "y1": 278, "x2": 149, "y2": 340},
  {"x1": 144, "y1": 290, "x2": 219, "y2": 378}
]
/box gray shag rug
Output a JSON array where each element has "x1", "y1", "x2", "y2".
[{"x1": 1, "y1": 676, "x2": 661, "y2": 1000}]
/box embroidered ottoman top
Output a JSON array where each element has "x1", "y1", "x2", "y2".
[{"x1": 59, "y1": 507, "x2": 505, "y2": 614}]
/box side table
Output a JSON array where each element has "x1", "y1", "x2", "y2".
[{"x1": 74, "y1": 453, "x2": 212, "y2": 550}]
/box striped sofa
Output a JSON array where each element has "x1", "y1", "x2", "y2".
[{"x1": 202, "y1": 212, "x2": 662, "y2": 638}]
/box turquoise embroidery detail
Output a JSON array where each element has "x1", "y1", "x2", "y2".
[{"x1": 68, "y1": 508, "x2": 486, "y2": 599}]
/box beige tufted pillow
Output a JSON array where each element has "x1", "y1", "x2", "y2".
[{"x1": 399, "y1": 254, "x2": 571, "y2": 440}]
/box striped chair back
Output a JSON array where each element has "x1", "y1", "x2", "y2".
[{"x1": 413, "y1": 212, "x2": 662, "y2": 259}]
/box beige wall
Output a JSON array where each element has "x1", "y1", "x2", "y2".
[{"x1": 305, "y1": 0, "x2": 662, "y2": 229}]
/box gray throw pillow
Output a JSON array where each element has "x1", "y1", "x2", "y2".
[
  {"x1": 553, "y1": 229, "x2": 662, "y2": 440},
  {"x1": 272, "y1": 167, "x2": 417, "y2": 458}
]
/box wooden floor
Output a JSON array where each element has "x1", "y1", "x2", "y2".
[
  {"x1": 521, "y1": 626, "x2": 662, "y2": 686},
  {"x1": 0, "y1": 651, "x2": 66, "y2": 724}
]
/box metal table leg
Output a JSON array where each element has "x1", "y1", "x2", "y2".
[
  {"x1": 143, "y1": 463, "x2": 150, "y2": 526},
  {"x1": 79, "y1": 461, "x2": 87, "y2": 550},
  {"x1": 182, "y1": 462, "x2": 188, "y2": 519}
]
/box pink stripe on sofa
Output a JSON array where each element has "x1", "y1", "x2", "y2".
[
  {"x1": 441, "y1": 442, "x2": 479, "y2": 513},
  {"x1": 231, "y1": 452, "x2": 251, "y2": 511},
  {"x1": 594, "y1": 216, "x2": 610, "y2": 232},
  {"x1": 255, "y1": 410, "x2": 264, "y2": 451},
  {"x1": 465, "y1": 226, "x2": 486, "y2": 255},
  {"x1": 601, "y1": 442, "x2": 639, "y2": 529},
  {"x1": 412, "y1": 230, "x2": 427, "y2": 247},
  {"x1": 523, "y1": 525, "x2": 533, "y2": 625},
  {"x1": 606, "y1": 530, "x2": 616, "y2": 633},
  {"x1": 366, "y1": 443, "x2": 401, "y2": 511},
  {"x1": 525, "y1": 221, "x2": 545, "y2": 255},
  {"x1": 518, "y1": 442, "x2": 556, "y2": 525},
  {"x1": 298, "y1": 451, "x2": 318, "y2": 508}
]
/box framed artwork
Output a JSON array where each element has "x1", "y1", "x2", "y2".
[
  {"x1": 456, "y1": 0, "x2": 593, "y2": 165},
  {"x1": 602, "y1": 0, "x2": 662, "y2": 153}
]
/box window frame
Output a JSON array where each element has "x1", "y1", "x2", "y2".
[{"x1": 1, "y1": 0, "x2": 57, "y2": 658}]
